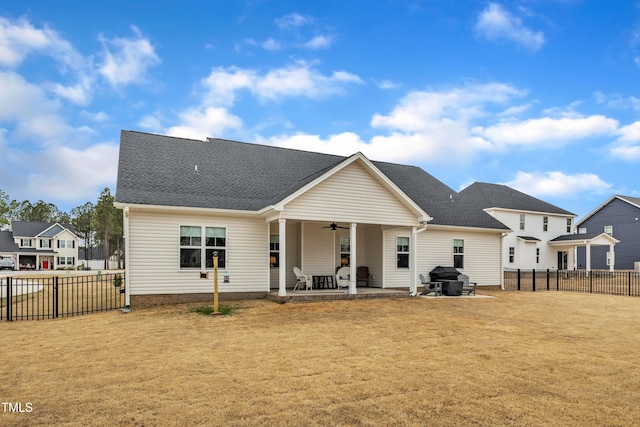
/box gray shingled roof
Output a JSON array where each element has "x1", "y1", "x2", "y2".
[
  {"x1": 550, "y1": 232, "x2": 604, "y2": 242},
  {"x1": 11, "y1": 221, "x2": 76, "y2": 237},
  {"x1": 459, "y1": 182, "x2": 575, "y2": 216},
  {"x1": 115, "y1": 130, "x2": 509, "y2": 230},
  {"x1": 0, "y1": 230, "x2": 19, "y2": 253}
]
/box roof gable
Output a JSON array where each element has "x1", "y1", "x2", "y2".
[
  {"x1": 459, "y1": 182, "x2": 575, "y2": 216},
  {"x1": 11, "y1": 221, "x2": 76, "y2": 237},
  {"x1": 577, "y1": 195, "x2": 640, "y2": 226}
]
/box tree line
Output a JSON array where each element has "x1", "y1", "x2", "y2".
[{"x1": 0, "y1": 188, "x2": 123, "y2": 268}]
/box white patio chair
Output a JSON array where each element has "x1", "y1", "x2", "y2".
[
  {"x1": 336, "y1": 266, "x2": 350, "y2": 291},
  {"x1": 293, "y1": 267, "x2": 312, "y2": 291}
]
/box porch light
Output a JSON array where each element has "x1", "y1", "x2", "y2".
[
  {"x1": 269, "y1": 256, "x2": 277, "y2": 266},
  {"x1": 341, "y1": 257, "x2": 348, "y2": 266}
]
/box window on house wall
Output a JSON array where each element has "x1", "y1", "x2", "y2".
[
  {"x1": 536, "y1": 248, "x2": 540, "y2": 264},
  {"x1": 606, "y1": 251, "x2": 613, "y2": 266},
  {"x1": 180, "y1": 226, "x2": 227, "y2": 270},
  {"x1": 205, "y1": 227, "x2": 226, "y2": 269},
  {"x1": 180, "y1": 226, "x2": 202, "y2": 269},
  {"x1": 566, "y1": 218, "x2": 572, "y2": 233},
  {"x1": 340, "y1": 236, "x2": 350, "y2": 267},
  {"x1": 57, "y1": 257, "x2": 75, "y2": 266},
  {"x1": 519, "y1": 214, "x2": 525, "y2": 230},
  {"x1": 21, "y1": 239, "x2": 32, "y2": 247},
  {"x1": 40, "y1": 239, "x2": 52, "y2": 249},
  {"x1": 397, "y1": 237, "x2": 410, "y2": 269},
  {"x1": 453, "y1": 239, "x2": 464, "y2": 269},
  {"x1": 509, "y1": 247, "x2": 515, "y2": 263},
  {"x1": 269, "y1": 234, "x2": 279, "y2": 268},
  {"x1": 578, "y1": 227, "x2": 587, "y2": 234},
  {"x1": 604, "y1": 225, "x2": 613, "y2": 236},
  {"x1": 543, "y1": 217, "x2": 548, "y2": 232},
  {"x1": 58, "y1": 240, "x2": 75, "y2": 249}
]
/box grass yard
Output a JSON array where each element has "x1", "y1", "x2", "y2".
[{"x1": 2, "y1": 288, "x2": 640, "y2": 426}]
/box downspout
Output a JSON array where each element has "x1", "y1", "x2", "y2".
[
  {"x1": 411, "y1": 223, "x2": 428, "y2": 296},
  {"x1": 500, "y1": 232, "x2": 508, "y2": 290}
]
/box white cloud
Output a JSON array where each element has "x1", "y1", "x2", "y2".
[
  {"x1": 303, "y1": 35, "x2": 332, "y2": 50},
  {"x1": 375, "y1": 79, "x2": 401, "y2": 90},
  {"x1": 610, "y1": 121, "x2": 640, "y2": 161},
  {"x1": 275, "y1": 13, "x2": 313, "y2": 28},
  {"x1": 98, "y1": 26, "x2": 160, "y2": 88},
  {"x1": 166, "y1": 107, "x2": 243, "y2": 140},
  {"x1": 476, "y1": 115, "x2": 619, "y2": 147},
  {"x1": 476, "y1": 3, "x2": 545, "y2": 51},
  {"x1": 261, "y1": 37, "x2": 282, "y2": 51},
  {"x1": 502, "y1": 171, "x2": 612, "y2": 198}
]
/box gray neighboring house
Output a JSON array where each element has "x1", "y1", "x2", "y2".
[
  {"x1": 0, "y1": 221, "x2": 79, "y2": 270},
  {"x1": 115, "y1": 130, "x2": 510, "y2": 305},
  {"x1": 459, "y1": 182, "x2": 618, "y2": 271},
  {"x1": 575, "y1": 195, "x2": 640, "y2": 270}
]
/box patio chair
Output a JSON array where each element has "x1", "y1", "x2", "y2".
[
  {"x1": 293, "y1": 267, "x2": 312, "y2": 291},
  {"x1": 356, "y1": 266, "x2": 370, "y2": 287},
  {"x1": 336, "y1": 266, "x2": 350, "y2": 291},
  {"x1": 419, "y1": 274, "x2": 442, "y2": 296},
  {"x1": 458, "y1": 274, "x2": 477, "y2": 296}
]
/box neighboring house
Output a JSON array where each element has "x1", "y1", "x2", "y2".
[
  {"x1": 79, "y1": 247, "x2": 123, "y2": 270},
  {"x1": 115, "y1": 130, "x2": 510, "y2": 305},
  {"x1": 458, "y1": 182, "x2": 617, "y2": 271},
  {"x1": 0, "y1": 221, "x2": 79, "y2": 270},
  {"x1": 575, "y1": 195, "x2": 640, "y2": 270}
]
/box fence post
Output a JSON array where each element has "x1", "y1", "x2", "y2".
[
  {"x1": 517, "y1": 269, "x2": 521, "y2": 291},
  {"x1": 532, "y1": 269, "x2": 536, "y2": 292},
  {"x1": 546, "y1": 269, "x2": 550, "y2": 291},
  {"x1": 7, "y1": 276, "x2": 12, "y2": 321},
  {"x1": 589, "y1": 272, "x2": 593, "y2": 293},
  {"x1": 54, "y1": 276, "x2": 59, "y2": 319},
  {"x1": 556, "y1": 269, "x2": 559, "y2": 291},
  {"x1": 629, "y1": 271, "x2": 632, "y2": 297}
]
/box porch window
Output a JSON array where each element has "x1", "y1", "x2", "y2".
[
  {"x1": 542, "y1": 216, "x2": 548, "y2": 232},
  {"x1": 396, "y1": 237, "x2": 409, "y2": 269},
  {"x1": 509, "y1": 247, "x2": 515, "y2": 263},
  {"x1": 340, "y1": 236, "x2": 350, "y2": 267},
  {"x1": 453, "y1": 239, "x2": 464, "y2": 269},
  {"x1": 180, "y1": 226, "x2": 227, "y2": 269},
  {"x1": 519, "y1": 214, "x2": 525, "y2": 230},
  {"x1": 269, "y1": 234, "x2": 279, "y2": 267}
]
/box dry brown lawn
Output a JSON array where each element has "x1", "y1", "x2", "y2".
[{"x1": 2, "y1": 288, "x2": 640, "y2": 426}]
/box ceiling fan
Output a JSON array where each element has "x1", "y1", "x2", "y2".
[{"x1": 323, "y1": 222, "x2": 349, "y2": 231}]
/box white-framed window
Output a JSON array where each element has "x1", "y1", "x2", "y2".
[
  {"x1": 578, "y1": 227, "x2": 587, "y2": 234},
  {"x1": 20, "y1": 239, "x2": 32, "y2": 247},
  {"x1": 566, "y1": 218, "x2": 572, "y2": 233},
  {"x1": 604, "y1": 225, "x2": 613, "y2": 236},
  {"x1": 340, "y1": 236, "x2": 350, "y2": 266},
  {"x1": 58, "y1": 239, "x2": 75, "y2": 249},
  {"x1": 519, "y1": 214, "x2": 525, "y2": 230},
  {"x1": 542, "y1": 216, "x2": 548, "y2": 232},
  {"x1": 397, "y1": 237, "x2": 410, "y2": 269},
  {"x1": 40, "y1": 239, "x2": 51, "y2": 249},
  {"x1": 509, "y1": 247, "x2": 515, "y2": 263},
  {"x1": 453, "y1": 239, "x2": 464, "y2": 269},
  {"x1": 57, "y1": 256, "x2": 75, "y2": 266},
  {"x1": 269, "y1": 234, "x2": 279, "y2": 267},
  {"x1": 179, "y1": 226, "x2": 226, "y2": 270}
]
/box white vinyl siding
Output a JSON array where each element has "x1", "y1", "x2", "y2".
[
  {"x1": 283, "y1": 162, "x2": 418, "y2": 226},
  {"x1": 128, "y1": 209, "x2": 268, "y2": 295}
]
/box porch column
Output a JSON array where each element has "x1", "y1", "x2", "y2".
[
  {"x1": 349, "y1": 223, "x2": 357, "y2": 294},
  {"x1": 410, "y1": 226, "x2": 418, "y2": 295},
  {"x1": 586, "y1": 242, "x2": 591, "y2": 272},
  {"x1": 609, "y1": 243, "x2": 615, "y2": 272},
  {"x1": 278, "y1": 219, "x2": 287, "y2": 297}
]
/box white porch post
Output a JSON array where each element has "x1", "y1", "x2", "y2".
[
  {"x1": 278, "y1": 219, "x2": 287, "y2": 297},
  {"x1": 349, "y1": 223, "x2": 357, "y2": 294},
  {"x1": 586, "y1": 242, "x2": 591, "y2": 273},
  {"x1": 410, "y1": 226, "x2": 418, "y2": 295},
  {"x1": 609, "y1": 243, "x2": 615, "y2": 272}
]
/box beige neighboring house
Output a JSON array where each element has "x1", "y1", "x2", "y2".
[
  {"x1": 114, "y1": 131, "x2": 511, "y2": 306},
  {"x1": 0, "y1": 221, "x2": 79, "y2": 270}
]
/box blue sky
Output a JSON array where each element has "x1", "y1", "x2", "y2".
[{"x1": 1, "y1": 1, "x2": 639, "y2": 218}]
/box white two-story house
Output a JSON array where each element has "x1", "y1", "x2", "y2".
[
  {"x1": 459, "y1": 183, "x2": 577, "y2": 270},
  {"x1": 1, "y1": 221, "x2": 79, "y2": 270}
]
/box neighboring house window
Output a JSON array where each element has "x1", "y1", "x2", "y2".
[
  {"x1": 180, "y1": 226, "x2": 227, "y2": 270},
  {"x1": 40, "y1": 239, "x2": 52, "y2": 248},
  {"x1": 509, "y1": 247, "x2": 515, "y2": 263},
  {"x1": 519, "y1": 214, "x2": 525, "y2": 230},
  {"x1": 58, "y1": 239, "x2": 75, "y2": 249},
  {"x1": 340, "y1": 237, "x2": 350, "y2": 266},
  {"x1": 578, "y1": 227, "x2": 587, "y2": 234},
  {"x1": 604, "y1": 225, "x2": 613, "y2": 236},
  {"x1": 453, "y1": 239, "x2": 464, "y2": 269},
  {"x1": 536, "y1": 248, "x2": 540, "y2": 264},
  {"x1": 542, "y1": 217, "x2": 548, "y2": 232},
  {"x1": 21, "y1": 239, "x2": 32, "y2": 247},
  {"x1": 566, "y1": 218, "x2": 572, "y2": 233},
  {"x1": 269, "y1": 235, "x2": 279, "y2": 268},
  {"x1": 58, "y1": 257, "x2": 75, "y2": 266},
  {"x1": 397, "y1": 237, "x2": 410, "y2": 269}
]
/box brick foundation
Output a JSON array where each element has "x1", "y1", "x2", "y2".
[{"x1": 130, "y1": 292, "x2": 267, "y2": 308}]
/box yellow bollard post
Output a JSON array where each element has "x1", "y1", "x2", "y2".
[{"x1": 212, "y1": 251, "x2": 222, "y2": 316}]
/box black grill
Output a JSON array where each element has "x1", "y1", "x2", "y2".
[{"x1": 429, "y1": 266, "x2": 463, "y2": 296}]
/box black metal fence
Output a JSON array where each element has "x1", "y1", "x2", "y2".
[
  {"x1": 0, "y1": 272, "x2": 126, "y2": 321},
  {"x1": 504, "y1": 268, "x2": 640, "y2": 297}
]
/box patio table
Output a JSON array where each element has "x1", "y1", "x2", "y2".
[{"x1": 313, "y1": 275, "x2": 335, "y2": 289}]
